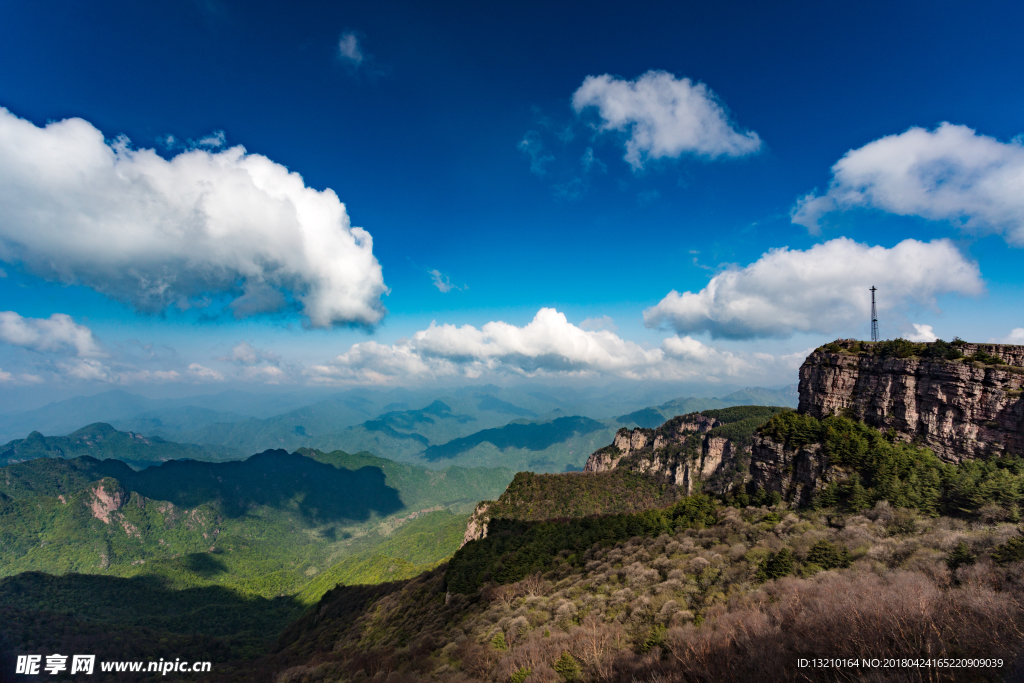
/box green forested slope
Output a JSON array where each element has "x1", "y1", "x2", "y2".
[
  {"x1": 0, "y1": 447, "x2": 514, "y2": 670},
  {"x1": 0, "y1": 449, "x2": 513, "y2": 586}
]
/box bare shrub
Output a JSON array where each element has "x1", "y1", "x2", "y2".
[
  {"x1": 650, "y1": 569, "x2": 1024, "y2": 683},
  {"x1": 609, "y1": 588, "x2": 634, "y2": 607},
  {"x1": 686, "y1": 557, "x2": 710, "y2": 574},
  {"x1": 554, "y1": 601, "x2": 578, "y2": 629},
  {"x1": 507, "y1": 616, "x2": 531, "y2": 645},
  {"x1": 625, "y1": 562, "x2": 660, "y2": 588}
]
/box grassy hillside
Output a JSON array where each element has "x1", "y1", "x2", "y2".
[
  {"x1": 0, "y1": 422, "x2": 242, "y2": 467},
  {"x1": 480, "y1": 470, "x2": 686, "y2": 522},
  {"x1": 297, "y1": 448, "x2": 516, "y2": 512},
  {"x1": 295, "y1": 509, "x2": 469, "y2": 604}
]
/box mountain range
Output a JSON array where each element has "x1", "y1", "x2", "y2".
[{"x1": 0, "y1": 386, "x2": 798, "y2": 477}]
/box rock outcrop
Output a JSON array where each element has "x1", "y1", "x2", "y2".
[
  {"x1": 748, "y1": 435, "x2": 831, "y2": 507},
  {"x1": 88, "y1": 479, "x2": 128, "y2": 524},
  {"x1": 460, "y1": 502, "x2": 491, "y2": 548},
  {"x1": 798, "y1": 340, "x2": 1024, "y2": 463},
  {"x1": 583, "y1": 414, "x2": 742, "y2": 495}
]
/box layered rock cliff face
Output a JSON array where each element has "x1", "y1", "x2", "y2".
[
  {"x1": 798, "y1": 340, "x2": 1024, "y2": 463},
  {"x1": 748, "y1": 340, "x2": 1024, "y2": 503},
  {"x1": 582, "y1": 414, "x2": 743, "y2": 495},
  {"x1": 748, "y1": 436, "x2": 831, "y2": 507}
]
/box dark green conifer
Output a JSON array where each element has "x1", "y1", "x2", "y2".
[
  {"x1": 554, "y1": 651, "x2": 581, "y2": 681},
  {"x1": 947, "y1": 541, "x2": 976, "y2": 571}
]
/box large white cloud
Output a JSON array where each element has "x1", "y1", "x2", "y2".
[
  {"x1": 792, "y1": 123, "x2": 1024, "y2": 244},
  {"x1": 571, "y1": 70, "x2": 761, "y2": 169},
  {"x1": 0, "y1": 311, "x2": 103, "y2": 357},
  {"x1": 643, "y1": 238, "x2": 983, "y2": 339},
  {"x1": 308, "y1": 307, "x2": 761, "y2": 384},
  {"x1": 0, "y1": 107, "x2": 387, "y2": 327}
]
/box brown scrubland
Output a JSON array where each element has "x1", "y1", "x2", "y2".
[{"x1": 253, "y1": 501, "x2": 1024, "y2": 683}]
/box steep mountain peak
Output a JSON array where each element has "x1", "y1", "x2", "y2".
[
  {"x1": 421, "y1": 400, "x2": 452, "y2": 415},
  {"x1": 69, "y1": 423, "x2": 120, "y2": 438}
]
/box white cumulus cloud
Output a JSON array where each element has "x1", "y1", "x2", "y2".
[
  {"x1": 308, "y1": 307, "x2": 760, "y2": 384},
  {"x1": 907, "y1": 324, "x2": 938, "y2": 342},
  {"x1": 0, "y1": 311, "x2": 103, "y2": 357},
  {"x1": 643, "y1": 238, "x2": 983, "y2": 339},
  {"x1": 571, "y1": 70, "x2": 761, "y2": 169},
  {"x1": 221, "y1": 341, "x2": 291, "y2": 382},
  {"x1": 0, "y1": 107, "x2": 387, "y2": 327},
  {"x1": 792, "y1": 123, "x2": 1024, "y2": 245}
]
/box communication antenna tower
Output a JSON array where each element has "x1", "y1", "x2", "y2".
[{"x1": 870, "y1": 286, "x2": 879, "y2": 342}]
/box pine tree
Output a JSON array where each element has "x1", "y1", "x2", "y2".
[
  {"x1": 554, "y1": 651, "x2": 581, "y2": 682},
  {"x1": 946, "y1": 542, "x2": 976, "y2": 571},
  {"x1": 992, "y1": 537, "x2": 1024, "y2": 565},
  {"x1": 806, "y1": 539, "x2": 850, "y2": 570},
  {"x1": 757, "y1": 548, "x2": 794, "y2": 581},
  {"x1": 846, "y1": 474, "x2": 871, "y2": 512}
]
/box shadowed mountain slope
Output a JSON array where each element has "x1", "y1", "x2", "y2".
[{"x1": 421, "y1": 416, "x2": 605, "y2": 462}]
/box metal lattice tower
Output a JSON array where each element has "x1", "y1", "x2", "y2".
[{"x1": 870, "y1": 286, "x2": 879, "y2": 342}]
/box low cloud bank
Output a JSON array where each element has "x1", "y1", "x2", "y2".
[
  {"x1": 309, "y1": 308, "x2": 800, "y2": 385},
  {"x1": 643, "y1": 238, "x2": 982, "y2": 339}
]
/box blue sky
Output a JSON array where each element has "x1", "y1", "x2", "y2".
[{"x1": 1, "y1": 0, "x2": 1022, "y2": 409}]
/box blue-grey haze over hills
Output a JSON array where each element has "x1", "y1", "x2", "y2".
[{"x1": 0, "y1": 384, "x2": 796, "y2": 472}]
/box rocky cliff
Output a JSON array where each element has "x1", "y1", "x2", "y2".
[
  {"x1": 748, "y1": 435, "x2": 831, "y2": 507},
  {"x1": 460, "y1": 502, "x2": 490, "y2": 548},
  {"x1": 798, "y1": 340, "x2": 1024, "y2": 463},
  {"x1": 582, "y1": 414, "x2": 743, "y2": 495}
]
